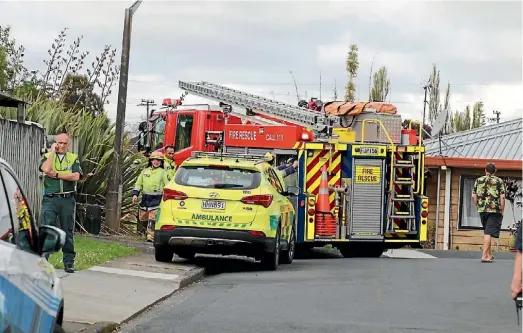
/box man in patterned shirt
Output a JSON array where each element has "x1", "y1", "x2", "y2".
[{"x1": 472, "y1": 163, "x2": 506, "y2": 262}]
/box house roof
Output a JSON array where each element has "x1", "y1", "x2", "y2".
[
  {"x1": 0, "y1": 91, "x2": 30, "y2": 108},
  {"x1": 424, "y1": 117, "x2": 522, "y2": 160}
]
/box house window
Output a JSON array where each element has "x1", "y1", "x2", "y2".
[{"x1": 459, "y1": 176, "x2": 522, "y2": 230}]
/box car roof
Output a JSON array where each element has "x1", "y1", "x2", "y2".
[{"x1": 0, "y1": 157, "x2": 13, "y2": 172}]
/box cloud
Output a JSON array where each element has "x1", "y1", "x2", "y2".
[{"x1": 1, "y1": 0, "x2": 521, "y2": 127}]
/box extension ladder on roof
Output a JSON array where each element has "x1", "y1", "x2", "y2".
[{"x1": 178, "y1": 81, "x2": 338, "y2": 133}]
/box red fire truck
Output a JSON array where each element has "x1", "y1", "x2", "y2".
[{"x1": 137, "y1": 81, "x2": 429, "y2": 257}]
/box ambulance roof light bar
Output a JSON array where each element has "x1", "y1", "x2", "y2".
[{"x1": 190, "y1": 151, "x2": 270, "y2": 162}]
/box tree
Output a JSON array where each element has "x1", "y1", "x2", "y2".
[
  {"x1": 447, "y1": 101, "x2": 486, "y2": 133},
  {"x1": 427, "y1": 64, "x2": 441, "y2": 125},
  {"x1": 37, "y1": 28, "x2": 119, "y2": 115},
  {"x1": 472, "y1": 101, "x2": 486, "y2": 128},
  {"x1": 61, "y1": 73, "x2": 104, "y2": 115},
  {"x1": 344, "y1": 44, "x2": 359, "y2": 102},
  {"x1": 426, "y1": 64, "x2": 453, "y2": 136},
  {"x1": 0, "y1": 26, "x2": 142, "y2": 233},
  {"x1": 369, "y1": 66, "x2": 390, "y2": 102},
  {"x1": 0, "y1": 25, "x2": 32, "y2": 93},
  {"x1": 0, "y1": 25, "x2": 119, "y2": 114}
]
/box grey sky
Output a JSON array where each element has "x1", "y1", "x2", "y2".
[{"x1": 1, "y1": 0, "x2": 521, "y2": 125}]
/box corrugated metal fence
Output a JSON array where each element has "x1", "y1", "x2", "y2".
[{"x1": 0, "y1": 118, "x2": 46, "y2": 217}]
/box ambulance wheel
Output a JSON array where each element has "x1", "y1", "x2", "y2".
[
  {"x1": 175, "y1": 250, "x2": 196, "y2": 260},
  {"x1": 261, "y1": 225, "x2": 281, "y2": 271},
  {"x1": 155, "y1": 246, "x2": 174, "y2": 263},
  {"x1": 280, "y1": 226, "x2": 295, "y2": 264}
]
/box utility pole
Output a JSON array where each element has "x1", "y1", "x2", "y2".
[
  {"x1": 138, "y1": 99, "x2": 156, "y2": 119},
  {"x1": 489, "y1": 110, "x2": 501, "y2": 124},
  {"x1": 138, "y1": 99, "x2": 156, "y2": 146},
  {"x1": 333, "y1": 79, "x2": 338, "y2": 100},
  {"x1": 105, "y1": 0, "x2": 143, "y2": 232},
  {"x1": 319, "y1": 70, "x2": 322, "y2": 101},
  {"x1": 422, "y1": 84, "x2": 431, "y2": 127}
]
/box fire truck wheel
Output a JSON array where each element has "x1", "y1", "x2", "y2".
[
  {"x1": 280, "y1": 226, "x2": 295, "y2": 265},
  {"x1": 261, "y1": 224, "x2": 281, "y2": 271},
  {"x1": 155, "y1": 246, "x2": 175, "y2": 263},
  {"x1": 338, "y1": 244, "x2": 384, "y2": 258},
  {"x1": 337, "y1": 245, "x2": 356, "y2": 258},
  {"x1": 294, "y1": 244, "x2": 312, "y2": 259}
]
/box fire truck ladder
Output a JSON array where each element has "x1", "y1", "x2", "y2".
[
  {"x1": 386, "y1": 153, "x2": 417, "y2": 234},
  {"x1": 179, "y1": 81, "x2": 338, "y2": 133}
]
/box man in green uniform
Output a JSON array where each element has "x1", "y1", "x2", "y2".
[
  {"x1": 472, "y1": 163, "x2": 505, "y2": 263},
  {"x1": 39, "y1": 133, "x2": 82, "y2": 273}
]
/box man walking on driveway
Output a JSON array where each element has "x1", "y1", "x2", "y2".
[
  {"x1": 40, "y1": 133, "x2": 83, "y2": 273},
  {"x1": 471, "y1": 163, "x2": 505, "y2": 263}
]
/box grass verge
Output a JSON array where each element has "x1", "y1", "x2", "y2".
[{"x1": 49, "y1": 235, "x2": 139, "y2": 271}]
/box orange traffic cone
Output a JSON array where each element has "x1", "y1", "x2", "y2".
[{"x1": 316, "y1": 165, "x2": 331, "y2": 213}]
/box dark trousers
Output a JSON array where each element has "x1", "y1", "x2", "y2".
[{"x1": 40, "y1": 196, "x2": 76, "y2": 266}]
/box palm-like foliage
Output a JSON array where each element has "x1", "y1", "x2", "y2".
[{"x1": 0, "y1": 97, "x2": 146, "y2": 228}]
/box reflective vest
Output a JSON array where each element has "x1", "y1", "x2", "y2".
[
  {"x1": 164, "y1": 158, "x2": 177, "y2": 184},
  {"x1": 133, "y1": 166, "x2": 166, "y2": 196},
  {"x1": 42, "y1": 152, "x2": 79, "y2": 193}
]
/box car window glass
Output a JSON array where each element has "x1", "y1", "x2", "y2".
[
  {"x1": 1, "y1": 169, "x2": 37, "y2": 253},
  {"x1": 175, "y1": 165, "x2": 261, "y2": 190},
  {"x1": 267, "y1": 169, "x2": 284, "y2": 193},
  {"x1": 0, "y1": 171, "x2": 15, "y2": 245}
]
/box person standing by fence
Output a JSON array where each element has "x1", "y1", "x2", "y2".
[
  {"x1": 39, "y1": 133, "x2": 82, "y2": 273},
  {"x1": 471, "y1": 163, "x2": 506, "y2": 263},
  {"x1": 132, "y1": 151, "x2": 166, "y2": 242}
]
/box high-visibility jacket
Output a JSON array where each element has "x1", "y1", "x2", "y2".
[
  {"x1": 40, "y1": 152, "x2": 82, "y2": 194},
  {"x1": 132, "y1": 166, "x2": 166, "y2": 210},
  {"x1": 164, "y1": 158, "x2": 177, "y2": 184}
]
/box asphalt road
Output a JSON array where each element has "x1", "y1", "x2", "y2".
[{"x1": 118, "y1": 249, "x2": 519, "y2": 333}]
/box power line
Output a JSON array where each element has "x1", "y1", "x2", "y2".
[{"x1": 126, "y1": 79, "x2": 515, "y2": 87}]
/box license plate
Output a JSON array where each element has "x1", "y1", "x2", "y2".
[
  {"x1": 360, "y1": 147, "x2": 378, "y2": 155},
  {"x1": 201, "y1": 200, "x2": 226, "y2": 210}
]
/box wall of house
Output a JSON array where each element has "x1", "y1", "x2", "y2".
[{"x1": 426, "y1": 166, "x2": 521, "y2": 251}]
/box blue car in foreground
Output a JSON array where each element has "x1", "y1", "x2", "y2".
[{"x1": 0, "y1": 158, "x2": 67, "y2": 333}]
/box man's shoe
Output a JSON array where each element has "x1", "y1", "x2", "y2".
[{"x1": 64, "y1": 265, "x2": 75, "y2": 273}]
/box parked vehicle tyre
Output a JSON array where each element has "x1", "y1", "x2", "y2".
[
  {"x1": 175, "y1": 250, "x2": 196, "y2": 260},
  {"x1": 155, "y1": 246, "x2": 174, "y2": 263},
  {"x1": 261, "y1": 225, "x2": 281, "y2": 271},
  {"x1": 280, "y1": 226, "x2": 295, "y2": 264},
  {"x1": 54, "y1": 324, "x2": 66, "y2": 333}
]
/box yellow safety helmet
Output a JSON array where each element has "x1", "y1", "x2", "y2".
[
  {"x1": 264, "y1": 152, "x2": 275, "y2": 162},
  {"x1": 149, "y1": 151, "x2": 164, "y2": 160}
]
